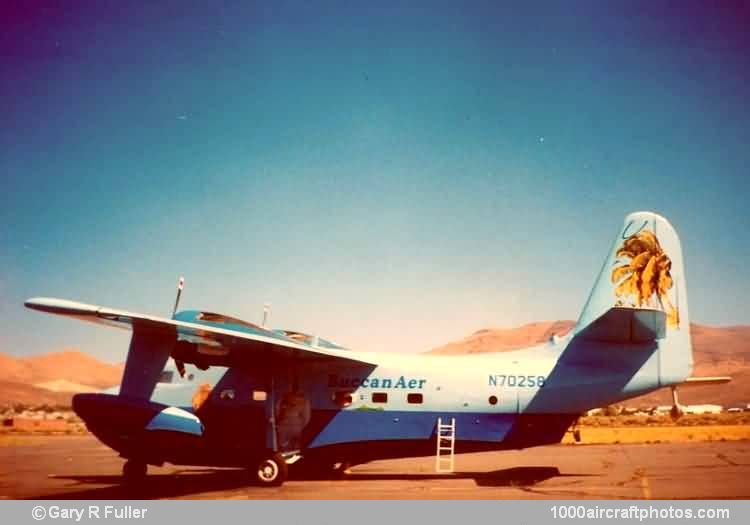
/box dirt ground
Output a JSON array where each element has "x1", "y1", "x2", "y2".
[{"x1": 1, "y1": 434, "x2": 749, "y2": 500}]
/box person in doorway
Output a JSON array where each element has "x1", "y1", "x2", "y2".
[{"x1": 276, "y1": 381, "x2": 311, "y2": 452}]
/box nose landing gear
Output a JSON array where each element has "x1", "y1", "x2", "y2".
[{"x1": 670, "y1": 386, "x2": 685, "y2": 421}]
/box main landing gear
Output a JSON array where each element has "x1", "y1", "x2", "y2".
[
  {"x1": 254, "y1": 453, "x2": 288, "y2": 486},
  {"x1": 122, "y1": 459, "x2": 148, "y2": 484},
  {"x1": 121, "y1": 456, "x2": 290, "y2": 487},
  {"x1": 122, "y1": 455, "x2": 291, "y2": 487}
]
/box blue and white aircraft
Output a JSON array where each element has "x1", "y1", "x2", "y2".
[{"x1": 25, "y1": 211, "x2": 729, "y2": 486}]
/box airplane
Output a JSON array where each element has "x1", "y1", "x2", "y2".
[{"x1": 24, "y1": 211, "x2": 730, "y2": 487}]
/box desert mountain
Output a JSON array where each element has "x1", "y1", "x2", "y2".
[
  {"x1": 0, "y1": 349, "x2": 123, "y2": 407},
  {"x1": 428, "y1": 320, "x2": 576, "y2": 355},
  {"x1": 0, "y1": 381, "x2": 76, "y2": 407},
  {"x1": 0, "y1": 349, "x2": 123, "y2": 389},
  {"x1": 427, "y1": 322, "x2": 750, "y2": 408},
  {"x1": 34, "y1": 379, "x2": 102, "y2": 393}
]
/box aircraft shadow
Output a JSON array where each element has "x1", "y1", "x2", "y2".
[
  {"x1": 31, "y1": 469, "x2": 253, "y2": 500},
  {"x1": 340, "y1": 466, "x2": 580, "y2": 487},
  {"x1": 29, "y1": 465, "x2": 588, "y2": 499}
]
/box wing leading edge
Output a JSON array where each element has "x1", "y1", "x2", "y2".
[{"x1": 24, "y1": 297, "x2": 376, "y2": 367}]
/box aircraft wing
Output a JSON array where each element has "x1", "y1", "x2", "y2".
[
  {"x1": 24, "y1": 297, "x2": 376, "y2": 367},
  {"x1": 679, "y1": 376, "x2": 732, "y2": 387}
]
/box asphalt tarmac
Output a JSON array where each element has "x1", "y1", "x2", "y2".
[{"x1": 1, "y1": 435, "x2": 748, "y2": 499}]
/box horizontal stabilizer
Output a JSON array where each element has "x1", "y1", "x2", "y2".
[
  {"x1": 576, "y1": 307, "x2": 666, "y2": 344},
  {"x1": 679, "y1": 376, "x2": 731, "y2": 387}
]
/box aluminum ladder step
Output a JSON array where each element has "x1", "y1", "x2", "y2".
[{"x1": 435, "y1": 417, "x2": 456, "y2": 473}]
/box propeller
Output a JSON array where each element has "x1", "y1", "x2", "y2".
[
  {"x1": 172, "y1": 276, "x2": 187, "y2": 378},
  {"x1": 172, "y1": 276, "x2": 185, "y2": 318}
]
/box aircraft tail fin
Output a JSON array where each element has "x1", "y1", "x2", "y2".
[{"x1": 575, "y1": 211, "x2": 693, "y2": 384}]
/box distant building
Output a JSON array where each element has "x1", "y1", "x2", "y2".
[
  {"x1": 8, "y1": 417, "x2": 68, "y2": 432},
  {"x1": 684, "y1": 404, "x2": 723, "y2": 415}
]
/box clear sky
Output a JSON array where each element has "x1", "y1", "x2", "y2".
[{"x1": 2, "y1": 1, "x2": 749, "y2": 362}]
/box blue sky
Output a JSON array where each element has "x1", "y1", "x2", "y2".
[{"x1": 2, "y1": 1, "x2": 749, "y2": 362}]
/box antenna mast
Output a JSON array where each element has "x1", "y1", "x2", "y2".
[{"x1": 262, "y1": 303, "x2": 271, "y2": 327}]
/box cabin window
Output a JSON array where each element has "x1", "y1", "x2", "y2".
[
  {"x1": 220, "y1": 389, "x2": 235, "y2": 400},
  {"x1": 158, "y1": 370, "x2": 174, "y2": 383},
  {"x1": 332, "y1": 391, "x2": 353, "y2": 407},
  {"x1": 252, "y1": 390, "x2": 267, "y2": 401},
  {"x1": 407, "y1": 393, "x2": 423, "y2": 404},
  {"x1": 372, "y1": 392, "x2": 388, "y2": 403},
  {"x1": 489, "y1": 395, "x2": 498, "y2": 405}
]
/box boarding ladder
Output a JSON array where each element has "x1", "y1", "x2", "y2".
[{"x1": 435, "y1": 417, "x2": 456, "y2": 473}]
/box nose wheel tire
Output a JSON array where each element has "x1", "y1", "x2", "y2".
[
  {"x1": 255, "y1": 454, "x2": 288, "y2": 486},
  {"x1": 122, "y1": 460, "x2": 147, "y2": 484}
]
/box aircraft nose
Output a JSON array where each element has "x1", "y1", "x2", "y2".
[{"x1": 73, "y1": 393, "x2": 164, "y2": 434}]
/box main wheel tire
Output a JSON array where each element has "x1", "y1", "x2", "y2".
[
  {"x1": 122, "y1": 460, "x2": 147, "y2": 484},
  {"x1": 255, "y1": 454, "x2": 288, "y2": 486}
]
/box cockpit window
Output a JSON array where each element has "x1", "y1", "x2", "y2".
[
  {"x1": 158, "y1": 370, "x2": 174, "y2": 383},
  {"x1": 197, "y1": 312, "x2": 264, "y2": 331},
  {"x1": 277, "y1": 329, "x2": 348, "y2": 350}
]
